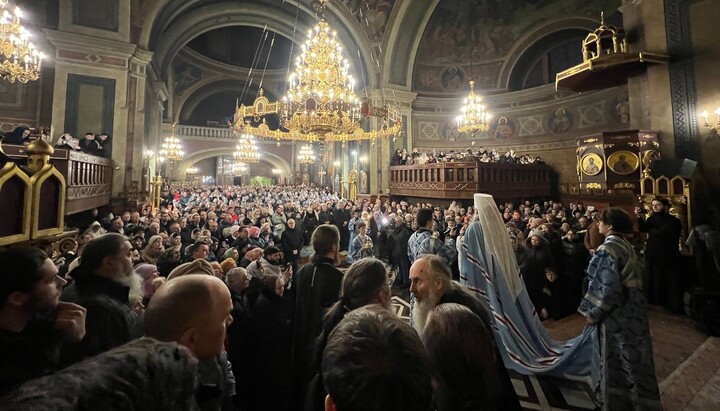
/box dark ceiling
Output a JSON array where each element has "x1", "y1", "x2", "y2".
[{"x1": 187, "y1": 26, "x2": 294, "y2": 69}]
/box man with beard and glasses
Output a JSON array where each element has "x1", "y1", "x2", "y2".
[
  {"x1": 0, "y1": 247, "x2": 87, "y2": 395},
  {"x1": 408, "y1": 255, "x2": 520, "y2": 409},
  {"x1": 60, "y1": 233, "x2": 141, "y2": 366}
]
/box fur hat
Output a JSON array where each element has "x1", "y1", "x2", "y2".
[
  {"x1": 167, "y1": 259, "x2": 215, "y2": 280},
  {"x1": 528, "y1": 229, "x2": 547, "y2": 243},
  {"x1": 247, "y1": 226, "x2": 261, "y2": 238},
  {"x1": 219, "y1": 258, "x2": 236, "y2": 274}
]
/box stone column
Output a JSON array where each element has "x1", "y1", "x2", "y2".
[
  {"x1": 46, "y1": 29, "x2": 137, "y2": 197},
  {"x1": 367, "y1": 88, "x2": 417, "y2": 195},
  {"x1": 621, "y1": 0, "x2": 701, "y2": 160}
]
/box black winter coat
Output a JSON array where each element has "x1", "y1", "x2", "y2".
[
  {"x1": 60, "y1": 273, "x2": 140, "y2": 366},
  {"x1": 281, "y1": 227, "x2": 304, "y2": 262}
]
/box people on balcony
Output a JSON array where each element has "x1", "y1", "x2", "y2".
[
  {"x1": 1, "y1": 126, "x2": 32, "y2": 145},
  {"x1": 394, "y1": 146, "x2": 545, "y2": 165},
  {"x1": 79, "y1": 132, "x2": 107, "y2": 157}
]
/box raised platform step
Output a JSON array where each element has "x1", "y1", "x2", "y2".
[{"x1": 660, "y1": 337, "x2": 720, "y2": 410}]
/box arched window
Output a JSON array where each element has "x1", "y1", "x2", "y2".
[{"x1": 508, "y1": 29, "x2": 587, "y2": 91}]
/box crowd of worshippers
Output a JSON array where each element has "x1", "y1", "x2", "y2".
[
  {"x1": 0, "y1": 181, "x2": 681, "y2": 410},
  {"x1": 0, "y1": 196, "x2": 523, "y2": 410},
  {"x1": 0, "y1": 126, "x2": 111, "y2": 158},
  {"x1": 391, "y1": 147, "x2": 545, "y2": 166}
]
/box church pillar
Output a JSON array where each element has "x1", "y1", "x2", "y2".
[
  {"x1": 45, "y1": 0, "x2": 145, "y2": 197},
  {"x1": 367, "y1": 88, "x2": 417, "y2": 195},
  {"x1": 621, "y1": 0, "x2": 701, "y2": 160},
  {"x1": 145, "y1": 80, "x2": 168, "y2": 186}
]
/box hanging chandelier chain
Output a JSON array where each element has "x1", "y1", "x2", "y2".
[
  {"x1": 257, "y1": 31, "x2": 276, "y2": 92},
  {"x1": 239, "y1": 24, "x2": 269, "y2": 104},
  {"x1": 283, "y1": 0, "x2": 302, "y2": 96}
]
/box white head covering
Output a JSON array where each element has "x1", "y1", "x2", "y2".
[{"x1": 473, "y1": 193, "x2": 524, "y2": 299}]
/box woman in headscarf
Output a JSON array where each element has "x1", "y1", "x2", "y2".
[
  {"x1": 82, "y1": 221, "x2": 106, "y2": 240},
  {"x1": 2, "y1": 126, "x2": 31, "y2": 145},
  {"x1": 140, "y1": 235, "x2": 165, "y2": 265},
  {"x1": 134, "y1": 263, "x2": 165, "y2": 306}
]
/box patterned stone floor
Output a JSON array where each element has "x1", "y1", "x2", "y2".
[{"x1": 390, "y1": 294, "x2": 719, "y2": 411}]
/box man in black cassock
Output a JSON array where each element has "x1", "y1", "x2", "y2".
[
  {"x1": 286, "y1": 224, "x2": 344, "y2": 409},
  {"x1": 636, "y1": 198, "x2": 683, "y2": 312}
]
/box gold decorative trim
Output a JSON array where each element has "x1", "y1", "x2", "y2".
[
  {"x1": 613, "y1": 182, "x2": 636, "y2": 189},
  {"x1": 30, "y1": 164, "x2": 66, "y2": 239},
  {"x1": 0, "y1": 162, "x2": 32, "y2": 246}
]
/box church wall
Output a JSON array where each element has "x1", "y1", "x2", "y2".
[
  {"x1": 690, "y1": 0, "x2": 720, "y2": 192},
  {"x1": 0, "y1": 75, "x2": 44, "y2": 134},
  {"x1": 411, "y1": 85, "x2": 630, "y2": 192},
  {"x1": 58, "y1": 0, "x2": 130, "y2": 43}
]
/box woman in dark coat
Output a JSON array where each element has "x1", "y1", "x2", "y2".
[
  {"x1": 523, "y1": 229, "x2": 555, "y2": 314},
  {"x1": 3, "y1": 126, "x2": 31, "y2": 145}
]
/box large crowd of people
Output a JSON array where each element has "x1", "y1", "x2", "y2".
[
  {"x1": 391, "y1": 147, "x2": 545, "y2": 165},
  {"x1": 0, "y1": 182, "x2": 680, "y2": 410}
]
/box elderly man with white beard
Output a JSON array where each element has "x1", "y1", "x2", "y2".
[
  {"x1": 60, "y1": 233, "x2": 141, "y2": 366},
  {"x1": 408, "y1": 255, "x2": 521, "y2": 410}
]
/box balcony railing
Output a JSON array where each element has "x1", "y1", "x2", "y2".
[
  {"x1": 2, "y1": 144, "x2": 113, "y2": 215},
  {"x1": 389, "y1": 161, "x2": 552, "y2": 201},
  {"x1": 173, "y1": 125, "x2": 235, "y2": 140}
]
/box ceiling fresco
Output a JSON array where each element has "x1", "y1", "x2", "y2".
[
  {"x1": 412, "y1": 0, "x2": 620, "y2": 94},
  {"x1": 341, "y1": 0, "x2": 397, "y2": 43}
]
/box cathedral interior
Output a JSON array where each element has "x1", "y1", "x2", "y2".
[{"x1": 1, "y1": 0, "x2": 720, "y2": 410}]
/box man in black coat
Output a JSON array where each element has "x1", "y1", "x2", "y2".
[
  {"x1": 0, "y1": 247, "x2": 86, "y2": 395},
  {"x1": 79, "y1": 132, "x2": 104, "y2": 156},
  {"x1": 391, "y1": 216, "x2": 411, "y2": 287},
  {"x1": 2, "y1": 338, "x2": 199, "y2": 411},
  {"x1": 60, "y1": 233, "x2": 140, "y2": 366},
  {"x1": 286, "y1": 224, "x2": 343, "y2": 409},
  {"x1": 332, "y1": 201, "x2": 351, "y2": 251},
  {"x1": 281, "y1": 218, "x2": 304, "y2": 275},
  {"x1": 302, "y1": 206, "x2": 319, "y2": 246},
  {"x1": 636, "y1": 198, "x2": 683, "y2": 312}
]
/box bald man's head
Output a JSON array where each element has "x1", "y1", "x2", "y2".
[{"x1": 144, "y1": 275, "x2": 233, "y2": 360}]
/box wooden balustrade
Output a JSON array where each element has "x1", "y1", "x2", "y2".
[
  {"x1": 2, "y1": 144, "x2": 113, "y2": 215},
  {"x1": 389, "y1": 161, "x2": 552, "y2": 201}
]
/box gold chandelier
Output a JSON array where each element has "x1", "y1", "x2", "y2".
[
  {"x1": 159, "y1": 124, "x2": 184, "y2": 161},
  {"x1": 457, "y1": 80, "x2": 491, "y2": 135},
  {"x1": 297, "y1": 143, "x2": 316, "y2": 164},
  {"x1": 0, "y1": 1, "x2": 43, "y2": 83},
  {"x1": 233, "y1": 133, "x2": 260, "y2": 163},
  {"x1": 232, "y1": 11, "x2": 401, "y2": 143},
  {"x1": 233, "y1": 162, "x2": 248, "y2": 174}
]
